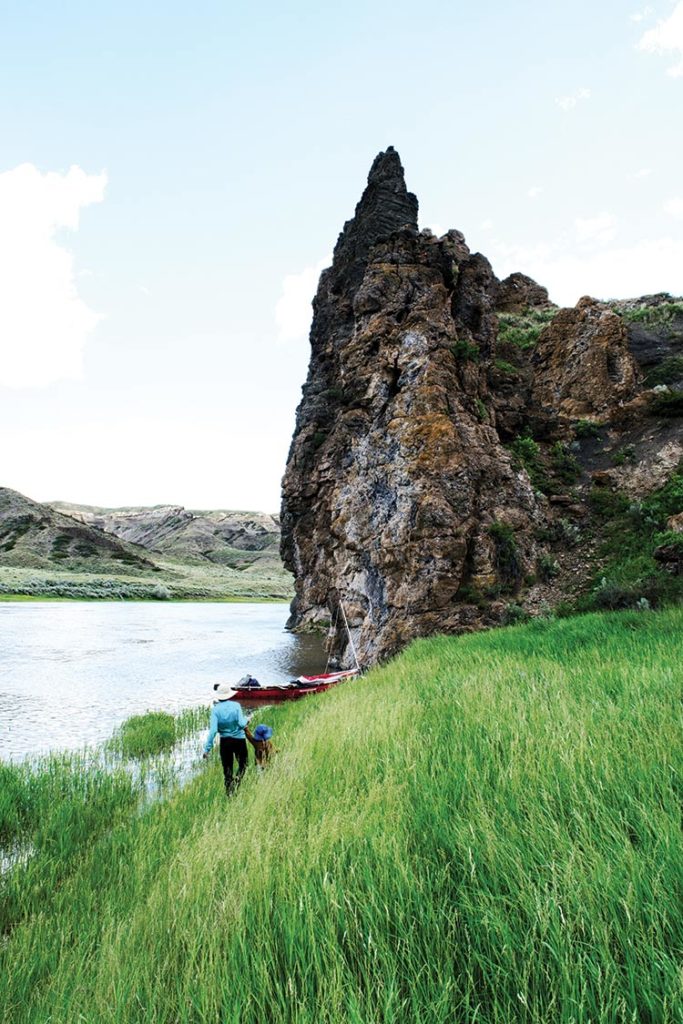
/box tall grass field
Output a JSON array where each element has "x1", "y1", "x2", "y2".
[{"x1": 1, "y1": 610, "x2": 681, "y2": 1023}]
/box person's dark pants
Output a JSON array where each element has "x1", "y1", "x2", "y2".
[{"x1": 219, "y1": 736, "x2": 248, "y2": 794}]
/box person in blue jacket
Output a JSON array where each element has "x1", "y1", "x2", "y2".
[{"x1": 202, "y1": 683, "x2": 249, "y2": 793}]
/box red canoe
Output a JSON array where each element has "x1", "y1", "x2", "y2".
[{"x1": 231, "y1": 669, "x2": 358, "y2": 704}]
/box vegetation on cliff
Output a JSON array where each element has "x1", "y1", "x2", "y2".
[{"x1": 1, "y1": 610, "x2": 681, "y2": 1023}]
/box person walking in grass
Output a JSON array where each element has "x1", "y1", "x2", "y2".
[
  {"x1": 246, "y1": 723, "x2": 276, "y2": 771},
  {"x1": 202, "y1": 684, "x2": 249, "y2": 794}
]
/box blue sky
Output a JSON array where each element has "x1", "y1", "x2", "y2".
[{"x1": 1, "y1": 0, "x2": 681, "y2": 511}]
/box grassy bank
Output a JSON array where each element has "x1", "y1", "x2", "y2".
[
  {"x1": 0, "y1": 559, "x2": 294, "y2": 602},
  {"x1": 1, "y1": 610, "x2": 681, "y2": 1023}
]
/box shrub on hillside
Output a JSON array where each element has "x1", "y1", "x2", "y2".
[
  {"x1": 489, "y1": 521, "x2": 522, "y2": 590},
  {"x1": 648, "y1": 389, "x2": 683, "y2": 418},
  {"x1": 550, "y1": 441, "x2": 581, "y2": 484},
  {"x1": 573, "y1": 418, "x2": 603, "y2": 439},
  {"x1": 450, "y1": 339, "x2": 480, "y2": 362}
]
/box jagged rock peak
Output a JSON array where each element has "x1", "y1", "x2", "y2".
[{"x1": 331, "y1": 147, "x2": 418, "y2": 291}]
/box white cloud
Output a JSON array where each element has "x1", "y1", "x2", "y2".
[
  {"x1": 664, "y1": 196, "x2": 683, "y2": 219},
  {"x1": 527, "y1": 185, "x2": 543, "y2": 199},
  {"x1": 630, "y1": 5, "x2": 654, "y2": 23},
  {"x1": 274, "y1": 255, "x2": 330, "y2": 343},
  {"x1": 490, "y1": 222, "x2": 683, "y2": 307},
  {"x1": 480, "y1": 218, "x2": 494, "y2": 231},
  {"x1": 631, "y1": 167, "x2": 653, "y2": 179},
  {"x1": 555, "y1": 87, "x2": 591, "y2": 111},
  {"x1": 574, "y1": 212, "x2": 617, "y2": 246},
  {"x1": 0, "y1": 163, "x2": 107, "y2": 389},
  {"x1": 638, "y1": 3, "x2": 683, "y2": 76}
]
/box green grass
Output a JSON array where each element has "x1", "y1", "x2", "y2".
[
  {"x1": 581, "y1": 464, "x2": 683, "y2": 610},
  {"x1": 620, "y1": 301, "x2": 683, "y2": 325},
  {"x1": 0, "y1": 559, "x2": 293, "y2": 602},
  {"x1": 110, "y1": 711, "x2": 178, "y2": 758},
  {"x1": 2, "y1": 611, "x2": 681, "y2": 1023},
  {"x1": 497, "y1": 307, "x2": 557, "y2": 350},
  {"x1": 108, "y1": 707, "x2": 209, "y2": 758}
]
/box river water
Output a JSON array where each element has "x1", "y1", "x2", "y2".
[{"x1": 0, "y1": 601, "x2": 323, "y2": 762}]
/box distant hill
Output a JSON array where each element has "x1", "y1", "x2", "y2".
[
  {"x1": 0, "y1": 490, "x2": 292, "y2": 601},
  {"x1": 50, "y1": 502, "x2": 281, "y2": 571},
  {"x1": 0, "y1": 488, "x2": 156, "y2": 573}
]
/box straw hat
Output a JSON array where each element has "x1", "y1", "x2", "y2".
[{"x1": 214, "y1": 683, "x2": 237, "y2": 700}]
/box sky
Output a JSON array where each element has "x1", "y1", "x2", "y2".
[{"x1": 0, "y1": 0, "x2": 681, "y2": 513}]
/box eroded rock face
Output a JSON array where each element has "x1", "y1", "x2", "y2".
[
  {"x1": 281, "y1": 149, "x2": 681, "y2": 666},
  {"x1": 531, "y1": 298, "x2": 640, "y2": 423},
  {"x1": 496, "y1": 273, "x2": 553, "y2": 313},
  {"x1": 281, "y1": 150, "x2": 543, "y2": 664}
]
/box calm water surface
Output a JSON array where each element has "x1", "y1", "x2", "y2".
[{"x1": 0, "y1": 601, "x2": 323, "y2": 762}]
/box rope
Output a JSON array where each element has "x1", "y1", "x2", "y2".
[
  {"x1": 339, "y1": 600, "x2": 361, "y2": 673},
  {"x1": 324, "y1": 603, "x2": 339, "y2": 673}
]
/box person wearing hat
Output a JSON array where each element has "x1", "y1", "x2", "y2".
[
  {"x1": 246, "y1": 723, "x2": 276, "y2": 771},
  {"x1": 202, "y1": 683, "x2": 250, "y2": 793}
]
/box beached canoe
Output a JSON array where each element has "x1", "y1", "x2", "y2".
[{"x1": 232, "y1": 669, "x2": 358, "y2": 703}]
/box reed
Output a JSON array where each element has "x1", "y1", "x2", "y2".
[{"x1": 1, "y1": 609, "x2": 681, "y2": 1023}]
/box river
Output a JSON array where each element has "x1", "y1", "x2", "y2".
[{"x1": 0, "y1": 601, "x2": 323, "y2": 762}]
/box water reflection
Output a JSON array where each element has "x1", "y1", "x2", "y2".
[{"x1": 0, "y1": 602, "x2": 323, "y2": 762}]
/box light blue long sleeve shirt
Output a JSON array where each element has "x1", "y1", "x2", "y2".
[{"x1": 204, "y1": 700, "x2": 249, "y2": 753}]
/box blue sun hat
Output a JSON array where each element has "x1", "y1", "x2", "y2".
[{"x1": 253, "y1": 724, "x2": 273, "y2": 741}]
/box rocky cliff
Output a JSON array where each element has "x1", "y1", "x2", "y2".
[{"x1": 281, "y1": 147, "x2": 683, "y2": 666}]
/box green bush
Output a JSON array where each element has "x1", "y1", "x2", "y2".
[
  {"x1": 648, "y1": 389, "x2": 683, "y2": 418},
  {"x1": 584, "y1": 561, "x2": 679, "y2": 611},
  {"x1": 573, "y1": 419, "x2": 603, "y2": 439},
  {"x1": 550, "y1": 441, "x2": 581, "y2": 484},
  {"x1": 641, "y1": 463, "x2": 683, "y2": 522},
  {"x1": 589, "y1": 487, "x2": 630, "y2": 519},
  {"x1": 578, "y1": 463, "x2": 683, "y2": 612},
  {"x1": 621, "y1": 301, "x2": 683, "y2": 324},
  {"x1": 644, "y1": 355, "x2": 683, "y2": 387},
  {"x1": 493, "y1": 358, "x2": 518, "y2": 375},
  {"x1": 501, "y1": 602, "x2": 530, "y2": 624},
  {"x1": 450, "y1": 339, "x2": 480, "y2": 362},
  {"x1": 489, "y1": 521, "x2": 522, "y2": 590},
  {"x1": 653, "y1": 529, "x2": 683, "y2": 553},
  {"x1": 537, "y1": 553, "x2": 560, "y2": 581},
  {"x1": 509, "y1": 435, "x2": 549, "y2": 492},
  {"x1": 612, "y1": 444, "x2": 636, "y2": 467}
]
